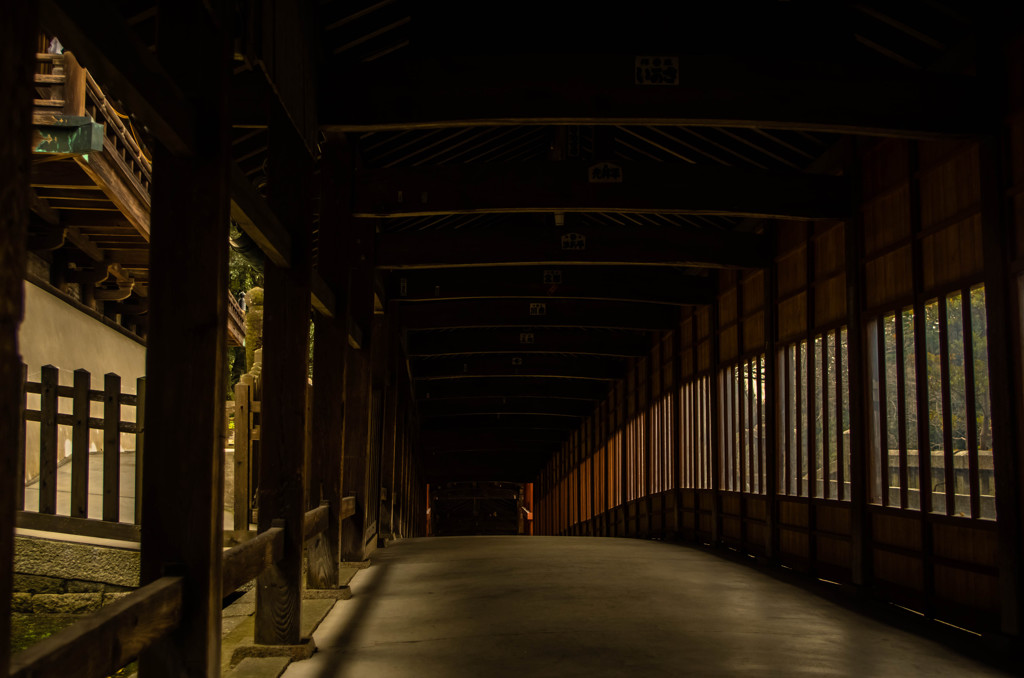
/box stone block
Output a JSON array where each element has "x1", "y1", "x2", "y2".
[
  {"x1": 32, "y1": 592, "x2": 103, "y2": 614},
  {"x1": 13, "y1": 573, "x2": 65, "y2": 594},
  {"x1": 11, "y1": 592, "x2": 33, "y2": 613},
  {"x1": 15, "y1": 536, "x2": 139, "y2": 587}
]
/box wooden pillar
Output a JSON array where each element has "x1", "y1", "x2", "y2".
[
  {"x1": 844, "y1": 140, "x2": 871, "y2": 589},
  {"x1": 136, "y1": 2, "x2": 231, "y2": 675},
  {"x1": 340, "y1": 272, "x2": 375, "y2": 562},
  {"x1": 0, "y1": 2, "x2": 35, "y2": 671},
  {"x1": 254, "y1": 107, "x2": 313, "y2": 644},
  {"x1": 306, "y1": 139, "x2": 351, "y2": 589},
  {"x1": 764, "y1": 228, "x2": 780, "y2": 561},
  {"x1": 710, "y1": 293, "x2": 723, "y2": 545},
  {"x1": 378, "y1": 305, "x2": 401, "y2": 545}
]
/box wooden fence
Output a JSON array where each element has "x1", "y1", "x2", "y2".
[{"x1": 17, "y1": 364, "x2": 144, "y2": 542}]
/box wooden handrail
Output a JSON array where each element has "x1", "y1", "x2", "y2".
[
  {"x1": 340, "y1": 495, "x2": 357, "y2": 520},
  {"x1": 303, "y1": 502, "x2": 330, "y2": 540},
  {"x1": 9, "y1": 576, "x2": 184, "y2": 678},
  {"x1": 222, "y1": 525, "x2": 284, "y2": 594}
]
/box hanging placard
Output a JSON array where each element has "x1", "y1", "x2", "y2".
[
  {"x1": 561, "y1": 233, "x2": 587, "y2": 251},
  {"x1": 635, "y1": 56, "x2": 679, "y2": 85},
  {"x1": 588, "y1": 162, "x2": 623, "y2": 183}
]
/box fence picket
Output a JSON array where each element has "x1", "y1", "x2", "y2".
[
  {"x1": 103, "y1": 372, "x2": 120, "y2": 522},
  {"x1": 39, "y1": 365, "x2": 59, "y2": 514},
  {"x1": 72, "y1": 369, "x2": 90, "y2": 518}
]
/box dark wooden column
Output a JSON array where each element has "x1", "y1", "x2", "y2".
[
  {"x1": 763, "y1": 228, "x2": 780, "y2": 562},
  {"x1": 255, "y1": 108, "x2": 313, "y2": 644},
  {"x1": 378, "y1": 303, "x2": 401, "y2": 545},
  {"x1": 0, "y1": 3, "x2": 35, "y2": 671},
  {"x1": 136, "y1": 2, "x2": 231, "y2": 675},
  {"x1": 709, "y1": 293, "x2": 723, "y2": 545},
  {"x1": 340, "y1": 224, "x2": 376, "y2": 562},
  {"x1": 844, "y1": 140, "x2": 871, "y2": 590},
  {"x1": 307, "y1": 139, "x2": 351, "y2": 589}
]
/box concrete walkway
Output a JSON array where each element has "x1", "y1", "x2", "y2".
[{"x1": 283, "y1": 536, "x2": 1010, "y2": 678}]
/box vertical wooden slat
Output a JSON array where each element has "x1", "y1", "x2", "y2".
[
  {"x1": 39, "y1": 365, "x2": 59, "y2": 515},
  {"x1": 103, "y1": 372, "x2": 121, "y2": 522},
  {"x1": 71, "y1": 369, "x2": 90, "y2": 518},
  {"x1": 938, "y1": 296, "x2": 956, "y2": 516},
  {"x1": 895, "y1": 316, "x2": 909, "y2": 509},
  {"x1": 876, "y1": 320, "x2": 889, "y2": 507},
  {"x1": 134, "y1": 376, "x2": 145, "y2": 525},
  {"x1": 835, "y1": 330, "x2": 846, "y2": 502},
  {"x1": 961, "y1": 289, "x2": 981, "y2": 520},
  {"x1": 1, "y1": 4, "x2": 35, "y2": 668},
  {"x1": 17, "y1": 364, "x2": 27, "y2": 512},
  {"x1": 822, "y1": 331, "x2": 832, "y2": 501},
  {"x1": 710, "y1": 295, "x2": 722, "y2": 544},
  {"x1": 765, "y1": 243, "x2": 779, "y2": 558},
  {"x1": 138, "y1": 1, "x2": 231, "y2": 673},
  {"x1": 256, "y1": 103, "x2": 314, "y2": 644}
]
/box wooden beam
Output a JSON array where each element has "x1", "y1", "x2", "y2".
[
  {"x1": 230, "y1": 161, "x2": 291, "y2": 268},
  {"x1": 421, "y1": 429, "x2": 566, "y2": 451},
  {"x1": 416, "y1": 377, "x2": 609, "y2": 401},
  {"x1": 40, "y1": 0, "x2": 196, "y2": 155},
  {"x1": 138, "y1": 3, "x2": 230, "y2": 675},
  {"x1": 407, "y1": 327, "x2": 652, "y2": 358},
  {"x1": 222, "y1": 526, "x2": 284, "y2": 595},
  {"x1": 389, "y1": 266, "x2": 716, "y2": 306},
  {"x1": 418, "y1": 397, "x2": 595, "y2": 418},
  {"x1": 377, "y1": 222, "x2": 768, "y2": 269},
  {"x1": 355, "y1": 163, "x2": 850, "y2": 220},
  {"x1": 10, "y1": 576, "x2": 184, "y2": 678},
  {"x1": 321, "y1": 54, "x2": 982, "y2": 138},
  {"x1": 422, "y1": 413, "x2": 582, "y2": 431},
  {"x1": 74, "y1": 146, "x2": 150, "y2": 241},
  {"x1": 310, "y1": 270, "x2": 336, "y2": 318},
  {"x1": 400, "y1": 299, "x2": 680, "y2": 331},
  {"x1": 411, "y1": 354, "x2": 625, "y2": 381}
]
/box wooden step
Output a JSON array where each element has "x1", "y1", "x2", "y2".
[
  {"x1": 33, "y1": 99, "x2": 65, "y2": 108},
  {"x1": 34, "y1": 74, "x2": 66, "y2": 84}
]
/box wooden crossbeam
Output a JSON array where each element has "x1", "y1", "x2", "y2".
[
  {"x1": 354, "y1": 163, "x2": 850, "y2": 220},
  {"x1": 389, "y1": 266, "x2": 715, "y2": 305},
  {"x1": 421, "y1": 429, "x2": 567, "y2": 451},
  {"x1": 416, "y1": 377, "x2": 610, "y2": 401},
  {"x1": 418, "y1": 396, "x2": 595, "y2": 418},
  {"x1": 421, "y1": 413, "x2": 581, "y2": 430},
  {"x1": 407, "y1": 327, "x2": 652, "y2": 357},
  {"x1": 320, "y1": 54, "x2": 981, "y2": 138},
  {"x1": 377, "y1": 222, "x2": 768, "y2": 269},
  {"x1": 229, "y1": 162, "x2": 291, "y2": 268},
  {"x1": 400, "y1": 298, "x2": 680, "y2": 331},
  {"x1": 412, "y1": 354, "x2": 625, "y2": 381}
]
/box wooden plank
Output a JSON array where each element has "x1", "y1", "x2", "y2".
[
  {"x1": 74, "y1": 146, "x2": 151, "y2": 241},
  {"x1": 1, "y1": 8, "x2": 34, "y2": 666},
  {"x1": 40, "y1": 0, "x2": 196, "y2": 155},
  {"x1": 321, "y1": 54, "x2": 982, "y2": 137},
  {"x1": 9, "y1": 576, "x2": 184, "y2": 678},
  {"x1": 222, "y1": 526, "x2": 284, "y2": 594},
  {"x1": 103, "y1": 372, "x2": 120, "y2": 522},
  {"x1": 71, "y1": 369, "x2": 90, "y2": 519},
  {"x1": 415, "y1": 376, "x2": 608, "y2": 402},
  {"x1": 255, "y1": 106, "x2": 314, "y2": 646},
  {"x1": 340, "y1": 496, "x2": 356, "y2": 521},
  {"x1": 233, "y1": 382, "x2": 251, "y2": 532},
  {"x1": 355, "y1": 163, "x2": 850, "y2": 220},
  {"x1": 412, "y1": 354, "x2": 625, "y2": 381},
  {"x1": 377, "y1": 222, "x2": 768, "y2": 270},
  {"x1": 16, "y1": 364, "x2": 27, "y2": 512},
  {"x1": 138, "y1": 2, "x2": 231, "y2": 674},
  {"x1": 400, "y1": 299, "x2": 680, "y2": 331},
  {"x1": 390, "y1": 266, "x2": 716, "y2": 306},
  {"x1": 39, "y1": 365, "x2": 59, "y2": 515},
  {"x1": 310, "y1": 270, "x2": 337, "y2": 318},
  {"x1": 406, "y1": 327, "x2": 651, "y2": 358},
  {"x1": 15, "y1": 511, "x2": 141, "y2": 542}
]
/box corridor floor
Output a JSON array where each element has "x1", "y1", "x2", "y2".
[{"x1": 283, "y1": 536, "x2": 1010, "y2": 678}]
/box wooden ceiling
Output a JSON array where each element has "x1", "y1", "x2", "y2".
[{"x1": 35, "y1": 0, "x2": 992, "y2": 482}]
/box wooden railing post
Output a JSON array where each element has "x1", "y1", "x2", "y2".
[
  {"x1": 233, "y1": 381, "x2": 251, "y2": 532},
  {"x1": 134, "y1": 375, "x2": 145, "y2": 525},
  {"x1": 71, "y1": 368, "x2": 90, "y2": 518},
  {"x1": 103, "y1": 372, "x2": 121, "y2": 522},
  {"x1": 39, "y1": 365, "x2": 58, "y2": 514}
]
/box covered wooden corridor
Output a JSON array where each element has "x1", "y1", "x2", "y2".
[{"x1": 3, "y1": 1, "x2": 1024, "y2": 677}]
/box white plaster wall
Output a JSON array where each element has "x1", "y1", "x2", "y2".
[{"x1": 18, "y1": 282, "x2": 146, "y2": 484}]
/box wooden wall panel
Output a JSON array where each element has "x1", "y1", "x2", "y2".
[
  {"x1": 777, "y1": 246, "x2": 806, "y2": 297},
  {"x1": 743, "y1": 312, "x2": 764, "y2": 354},
  {"x1": 872, "y1": 513, "x2": 923, "y2": 550},
  {"x1": 934, "y1": 566, "x2": 999, "y2": 613},
  {"x1": 815, "y1": 274, "x2": 846, "y2": 327},
  {"x1": 921, "y1": 217, "x2": 984, "y2": 291},
  {"x1": 814, "y1": 224, "x2": 845, "y2": 277},
  {"x1": 874, "y1": 550, "x2": 924, "y2": 591},
  {"x1": 862, "y1": 139, "x2": 909, "y2": 198},
  {"x1": 932, "y1": 523, "x2": 999, "y2": 568},
  {"x1": 779, "y1": 500, "x2": 809, "y2": 528},
  {"x1": 780, "y1": 529, "x2": 809, "y2": 560},
  {"x1": 719, "y1": 288, "x2": 738, "y2": 327},
  {"x1": 742, "y1": 271, "x2": 764, "y2": 315},
  {"x1": 817, "y1": 504, "x2": 852, "y2": 535},
  {"x1": 817, "y1": 536, "x2": 851, "y2": 568},
  {"x1": 863, "y1": 188, "x2": 912, "y2": 251},
  {"x1": 864, "y1": 245, "x2": 913, "y2": 309},
  {"x1": 778, "y1": 293, "x2": 806, "y2": 343}
]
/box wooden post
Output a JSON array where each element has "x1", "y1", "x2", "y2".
[
  {"x1": 1, "y1": 2, "x2": 35, "y2": 669},
  {"x1": 103, "y1": 372, "x2": 121, "y2": 522},
  {"x1": 233, "y1": 382, "x2": 251, "y2": 532},
  {"x1": 709, "y1": 296, "x2": 723, "y2": 545},
  {"x1": 16, "y1": 364, "x2": 27, "y2": 512},
  {"x1": 844, "y1": 140, "x2": 871, "y2": 590},
  {"x1": 71, "y1": 369, "x2": 90, "y2": 518},
  {"x1": 137, "y1": 2, "x2": 231, "y2": 675},
  {"x1": 255, "y1": 106, "x2": 313, "y2": 644},
  {"x1": 378, "y1": 302, "x2": 401, "y2": 545},
  {"x1": 764, "y1": 228, "x2": 780, "y2": 561},
  {"x1": 134, "y1": 376, "x2": 144, "y2": 525},
  {"x1": 39, "y1": 365, "x2": 58, "y2": 514}
]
